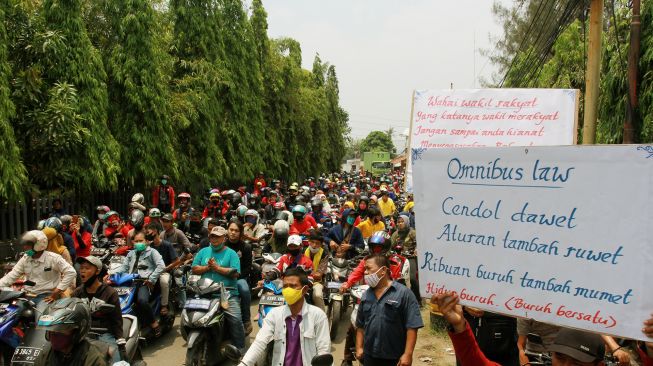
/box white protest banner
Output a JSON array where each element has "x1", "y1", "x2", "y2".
[
  {"x1": 414, "y1": 145, "x2": 653, "y2": 340},
  {"x1": 405, "y1": 88, "x2": 578, "y2": 192}
]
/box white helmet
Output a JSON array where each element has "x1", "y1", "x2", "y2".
[
  {"x1": 21, "y1": 230, "x2": 48, "y2": 252},
  {"x1": 287, "y1": 234, "x2": 302, "y2": 247},
  {"x1": 131, "y1": 193, "x2": 145, "y2": 205}
]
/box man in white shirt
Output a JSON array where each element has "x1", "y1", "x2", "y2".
[
  {"x1": 239, "y1": 267, "x2": 330, "y2": 366},
  {"x1": 0, "y1": 230, "x2": 76, "y2": 303}
]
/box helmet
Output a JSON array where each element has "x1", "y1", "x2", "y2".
[
  {"x1": 20, "y1": 230, "x2": 48, "y2": 252},
  {"x1": 292, "y1": 205, "x2": 307, "y2": 218},
  {"x1": 273, "y1": 220, "x2": 289, "y2": 239},
  {"x1": 359, "y1": 195, "x2": 370, "y2": 204},
  {"x1": 60, "y1": 215, "x2": 72, "y2": 228},
  {"x1": 178, "y1": 192, "x2": 191, "y2": 200},
  {"x1": 131, "y1": 193, "x2": 145, "y2": 205},
  {"x1": 231, "y1": 192, "x2": 243, "y2": 206},
  {"x1": 44, "y1": 217, "x2": 63, "y2": 233},
  {"x1": 38, "y1": 298, "x2": 91, "y2": 345},
  {"x1": 245, "y1": 209, "x2": 259, "y2": 225},
  {"x1": 287, "y1": 234, "x2": 302, "y2": 247},
  {"x1": 236, "y1": 205, "x2": 249, "y2": 217},
  {"x1": 128, "y1": 202, "x2": 146, "y2": 212},
  {"x1": 274, "y1": 202, "x2": 286, "y2": 210},
  {"x1": 129, "y1": 209, "x2": 145, "y2": 229},
  {"x1": 149, "y1": 208, "x2": 161, "y2": 218},
  {"x1": 36, "y1": 220, "x2": 46, "y2": 230},
  {"x1": 210, "y1": 192, "x2": 221, "y2": 200},
  {"x1": 368, "y1": 231, "x2": 391, "y2": 254},
  {"x1": 105, "y1": 211, "x2": 121, "y2": 228},
  {"x1": 96, "y1": 205, "x2": 110, "y2": 213}
]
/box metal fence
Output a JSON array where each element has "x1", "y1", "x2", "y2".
[{"x1": 0, "y1": 187, "x2": 145, "y2": 258}]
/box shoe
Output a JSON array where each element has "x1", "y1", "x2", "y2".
[{"x1": 244, "y1": 322, "x2": 253, "y2": 335}]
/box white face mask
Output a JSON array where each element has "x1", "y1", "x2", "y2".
[
  {"x1": 364, "y1": 267, "x2": 386, "y2": 288},
  {"x1": 97, "y1": 214, "x2": 104, "y2": 220},
  {"x1": 309, "y1": 246, "x2": 321, "y2": 254}
]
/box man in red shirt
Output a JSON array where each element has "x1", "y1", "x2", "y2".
[
  {"x1": 152, "y1": 175, "x2": 175, "y2": 213},
  {"x1": 258, "y1": 235, "x2": 313, "y2": 286},
  {"x1": 289, "y1": 205, "x2": 317, "y2": 235}
]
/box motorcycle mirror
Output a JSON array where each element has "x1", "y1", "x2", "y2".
[
  {"x1": 222, "y1": 344, "x2": 241, "y2": 361},
  {"x1": 311, "y1": 354, "x2": 334, "y2": 366}
]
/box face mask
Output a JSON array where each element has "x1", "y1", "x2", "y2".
[
  {"x1": 211, "y1": 200, "x2": 219, "y2": 205},
  {"x1": 364, "y1": 267, "x2": 386, "y2": 288},
  {"x1": 97, "y1": 214, "x2": 104, "y2": 220},
  {"x1": 359, "y1": 203, "x2": 367, "y2": 210},
  {"x1": 282, "y1": 286, "x2": 305, "y2": 305},
  {"x1": 25, "y1": 249, "x2": 36, "y2": 257},
  {"x1": 245, "y1": 217, "x2": 257, "y2": 225},
  {"x1": 134, "y1": 242, "x2": 147, "y2": 252},
  {"x1": 309, "y1": 246, "x2": 321, "y2": 254},
  {"x1": 145, "y1": 233, "x2": 156, "y2": 241},
  {"x1": 161, "y1": 179, "x2": 167, "y2": 185},
  {"x1": 346, "y1": 216, "x2": 355, "y2": 225},
  {"x1": 211, "y1": 243, "x2": 224, "y2": 252},
  {"x1": 288, "y1": 248, "x2": 300, "y2": 257},
  {"x1": 49, "y1": 331, "x2": 74, "y2": 352}
]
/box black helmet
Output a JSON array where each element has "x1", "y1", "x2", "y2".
[
  {"x1": 38, "y1": 298, "x2": 91, "y2": 345},
  {"x1": 44, "y1": 217, "x2": 63, "y2": 233},
  {"x1": 231, "y1": 192, "x2": 242, "y2": 206},
  {"x1": 311, "y1": 198, "x2": 323, "y2": 208},
  {"x1": 359, "y1": 195, "x2": 369, "y2": 204},
  {"x1": 129, "y1": 209, "x2": 145, "y2": 230}
]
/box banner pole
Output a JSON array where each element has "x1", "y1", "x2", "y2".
[{"x1": 405, "y1": 90, "x2": 416, "y2": 192}]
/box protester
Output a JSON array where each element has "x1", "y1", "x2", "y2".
[
  {"x1": 356, "y1": 207, "x2": 385, "y2": 240},
  {"x1": 152, "y1": 175, "x2": 175, "y2": 213},
  {"x1": 160, "y1": 213, "x2": 191, "y2": 256},
  {"x1": 355, "y1": 254, "x2": 423, "y2": 366},
  {"x1": 224, "y1": 220, "x2": 254, "y2": 335},
  {"x1": 305, "y1": 230, "x2": 328, "y2": 311}
]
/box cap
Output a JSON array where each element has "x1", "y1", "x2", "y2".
[
  {"x1": 209, "y1": 226, "x2": 227, "y2": 237},
  {"x1": 161, "y1": 213, "x2": 173, "y2": 221},
  {"x1": 76, "y1": 255, "x2": 103, "y2": 270},
  {"x1": 548, "y1": 328, "x2": 604, "y2": 363},
  {"x1": 287, "y1": 234, "x2": 302, "y2": 247}
]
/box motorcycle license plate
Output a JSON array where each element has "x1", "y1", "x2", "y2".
[
  {"x1": 11, "y1": 347, "x2": 42, "y2": 364},
  {"x1": 327, "y1": 281, "x2": 342, "y2": 290},
  {"x1": 115, "y1": 287, "x2": 131, "y2": 296},
  {"x1": 259, "y1": 295, "x2": 285, "y2": 306},
  {"x1": 185, "y1": 298, "x2": 211, "y2": 311}
]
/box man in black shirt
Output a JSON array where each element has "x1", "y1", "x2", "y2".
[
  {"x1": 224, "y1": 219, "x2": 253, "y2": 334},
  {"x1": 73, "y1": 255, "x2": 123, "y2": 363},
  {"x1": 146, "y1": 223, "x2": 182, "y2": 316}
]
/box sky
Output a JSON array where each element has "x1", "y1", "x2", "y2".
[{"x1": 261, "y1": 0, "x2": 508, "y2": 151}]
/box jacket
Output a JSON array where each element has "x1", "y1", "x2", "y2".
[
  {"x1": 240, "y1": 302, "x2": 331, "y2": 366},
  {"x1": 326, "y1": 224, "x2": 364, "y2": 250},
  {"x1": 111, "y1": 246, "x2": 165, "y2": 284},
  {"x1": 152, "y1": 185, "x2": 175, "y2": 210},
  {"x1": 356, "y1": 219, "x2": 385, "y2": 239},
  {"x1": 0, "y1": 251, "x2": 76, "y2": 295},
  {"x1": 274, "y1": 253, "x2": 314, "y2": 275},
  {"x1": 73, "y1": 284, "x2": 123, "y2": 339},
  {"x1": 34, "y1": 339, "x2": 107, "y2": 366},
  {"x1": 391, "y1": 228, "x2": 417, "y2": 251}
]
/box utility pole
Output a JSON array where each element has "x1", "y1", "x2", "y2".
[
  {"x1": 623, "y1": 0, "x2": 641, "y2": 144},
  {"x1": 582, "y1": 0, "x2": 604, "y2": 144}
]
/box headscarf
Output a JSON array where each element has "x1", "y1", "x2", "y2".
[
  {"x1": 398, "y1": 214, "x2": 411, "y2": 235},
  {"x1": 43, "y1": 227, "x2": 65, "y2": 255}
]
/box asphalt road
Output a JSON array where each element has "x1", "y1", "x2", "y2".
[{"x1": 143, "y1": 298, "x2": 353, "y2": 366}]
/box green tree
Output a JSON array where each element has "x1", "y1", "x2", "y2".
[
  {"x1": 0, "y1": 2, "x2": 28, "y2": 199},
  {"x1": 105, "y1": 0, "x2": 178, "y2": 187},
  {"x1": 360, "y1": 130, "x2": 396, "y2": 155}
]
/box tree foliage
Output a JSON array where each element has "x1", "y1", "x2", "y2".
[
  {"x1": 359, "y1": 130, "x2": 396, "y2": 155},
  {"x1": 489, "y1": 0, "x2": 653, "y2": 144},
  {"x1": 0, "y1": 0, "x2": 349, "y2": 198}
]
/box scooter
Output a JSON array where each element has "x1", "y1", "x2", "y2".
[
  {"x1": 349, "y1": 284, "x2": 369, "y2": 329},
  {"x1": 181, "y1": 276, "x2": 241, "y2": 366},
  {"x1": 109, "y1": 273, "x2": 174, "y2": 341},
  {"x1": 0, "y1": 282, "x2": 38, "y2": 365},
  {"x1": 256, "y1": 279, "x2": 284, "y2": 329},
  {"x1": 84, "y1": 298, "x2": 145, "y2": 365},
  {"x1": 325, "y1": 257, "x2": 354, "y2": 341}
]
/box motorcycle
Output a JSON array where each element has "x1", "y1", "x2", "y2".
[
  {"x1": 181, "y1": 276, "x2": 241, "y2": 366},
  {"x1": 84, "y1": 298, "x2": 145, "y2": 365},
  {"x1": 0, "y1": 282, "x2": 38, "y2": 365},
  {"x1": 109, "y1": 273, "x2": 174, "y2": 341},
  {"x1": 349, "y1": 284, "x2": 369, "y2": 329},
  {"x1": 324, "y1": 257, "x2": 355, "y2": 341},
  {"x1": 256, "y1": 279, "x2": 284, "y2": 328}
]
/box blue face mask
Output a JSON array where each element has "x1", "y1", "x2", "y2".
[
  {"x1": 25, "y1": 249, "x2": 36, "y2": 257},
  {"x1": 134, "y1": 242, "x2": 147, "y2": 252}
]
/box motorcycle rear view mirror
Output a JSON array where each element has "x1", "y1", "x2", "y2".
[
  {"x1": 222, "y1": 344, "x2": 241, "y2": 361},
  {"x1": 311, "y1": 354, "x2": 334, "y2": 366}
]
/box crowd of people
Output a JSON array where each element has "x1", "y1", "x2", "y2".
[{"x1": 0, "y1": 171, "x2": 651, "y2": 366}]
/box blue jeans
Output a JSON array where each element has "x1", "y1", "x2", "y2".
[
  {"x1": 236, "y1": 279, "x2": 251, "y2": 323},
  {"x1": 98, "y1": 333, "x2": 120, "y2": 364},
  {"x1": 136, "y1": 286, "x2": 155, "y2": 326},
  {"x1": 224, "y1": 296, "x2": 245, "y2": 351}
]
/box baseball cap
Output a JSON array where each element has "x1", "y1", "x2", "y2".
[
  {"x1": 76, "y1": 255, "x2": 103, "y2": 270},
  {"x1": 548, "y1": 328, "x2": 604, "y2": 363},
  {"x1": 209, "y1": 226, "x2": 227, "y2": 237},
  {"x1": 161, "y1": 213, "x2": 173, "y2": 221},
  {"x1": 287, "y1": 234, "x2": 302, "y2": 247}
]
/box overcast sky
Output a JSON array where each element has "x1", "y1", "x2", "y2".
[{"x1": 261, "y1": 0, "x2": 508, "y2": 150}]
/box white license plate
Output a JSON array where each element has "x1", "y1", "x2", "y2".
[
  {"x1": 259, "y1": 295, "x2": 285, "y2": 306},
  {"x1": 185, "y1": 298, "x2": 211, "y2": 311},
  {"x1": 11, "y1": 347, "x2": 42, "y2": 364},
  {"x1": 327, "y1": 281, "x2": 342, "y2": 290},
  {"x1": 115, "y1": 287, "x2": 132, "y2": 296}
]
